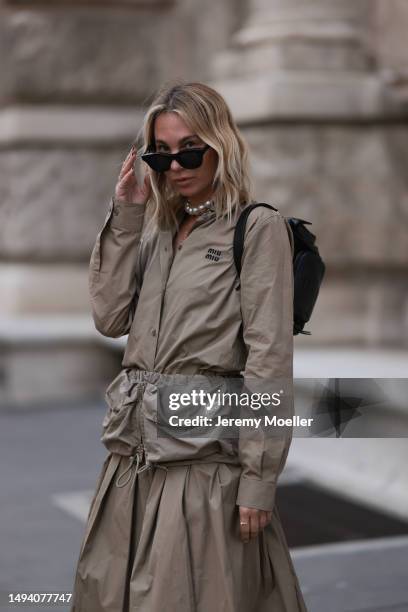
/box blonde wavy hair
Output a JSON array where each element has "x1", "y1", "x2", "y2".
[{"x1": 134, "y1": 81, "x2": 253, "y2": 235}]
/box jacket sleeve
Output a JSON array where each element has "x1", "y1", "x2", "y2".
[
  {"x1": 236, "y1": 212, "x2": 294, "y2": 511},
  {"x1": 88, "y1": 196, "x2": 146, "y2": 338}
]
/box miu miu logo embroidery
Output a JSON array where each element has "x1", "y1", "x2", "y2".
[{"x1": 205, "y1": 248, "x2": 222, "y2": 262}]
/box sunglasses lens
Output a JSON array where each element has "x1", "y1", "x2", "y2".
[
  {"x1": 142, "y1": 153, "x2": 171, "y2": 172},
  {"x1": 178, "y1": 151, "x2": 201, "y2": 169}
]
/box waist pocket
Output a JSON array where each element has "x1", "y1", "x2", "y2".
[{"x1": 101, "y1": 370, "x2": 144, "y2": 456}]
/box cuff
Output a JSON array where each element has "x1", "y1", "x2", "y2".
[
  {"x1": 236, "y1": 476, "x2": 277, "y2": 511},
  {"x1": 111, "y1": 197, "x2": 146, "y2": 232}
]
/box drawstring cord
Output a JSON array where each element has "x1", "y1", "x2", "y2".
[
  {"x1": 116, "y1": 453, "x2": 149, "y2": 488},
  {"x1": 115, "y1": 452, "x2": 168, "y2": 488}
]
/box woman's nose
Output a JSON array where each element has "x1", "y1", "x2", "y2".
[{"x1": 170, "y1": 158, "x2": 182, "y2": 171}]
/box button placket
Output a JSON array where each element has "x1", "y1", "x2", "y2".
[
  {"x1": 153, "y1": 230, "x2": 175, "y2": 368},
  {"x1": 152, "y1": 211, "x2": 216, "y2": 369}
]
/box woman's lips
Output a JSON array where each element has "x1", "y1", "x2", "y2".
[{"x1": 174, "y1": 177, "x2": 193, "y2": 185}]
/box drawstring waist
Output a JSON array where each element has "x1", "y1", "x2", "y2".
[
  {"x1": 115, "y1": 452, "x2": 241, "y2": 488},
  {"x1": 123, "y1": 367, "x2": 242, "y2": 386},
  {"x1": 115, "y1": 449, "x2": 169, "y2": 488}
]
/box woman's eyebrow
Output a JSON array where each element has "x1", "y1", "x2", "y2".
[{"x1": 155, "y1": 134, "x2": 199, "y2": 145}]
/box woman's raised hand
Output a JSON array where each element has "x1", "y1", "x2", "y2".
[{"x1": 114, "y1": 146, "x2": 152, "y2": 205}]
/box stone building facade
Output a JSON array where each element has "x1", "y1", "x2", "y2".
[{"x1": 0, "y1": 0, "x2": 407, "y2": 404}]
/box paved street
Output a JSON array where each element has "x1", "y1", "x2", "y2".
[
  {"x1": 293, "y1": 535, "x2": 408, "y2": 612},
  {"x1": 0, "y1": 402, "x2": 107, "y2": 611},
  {"x1": 1, "y1": 401, "x2": 407, "y2": 612}
]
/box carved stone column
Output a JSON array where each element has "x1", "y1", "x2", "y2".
[
  {"x1": 211, "y1": 0, "x2": 408, "y2": 348},
  {"x1": 212, "y1": 0, "x2": 388, "y2": 120}
]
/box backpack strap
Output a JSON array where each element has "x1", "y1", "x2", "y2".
[{"x1": 233, "y1": 203, "x2": 278, "y2": 277}]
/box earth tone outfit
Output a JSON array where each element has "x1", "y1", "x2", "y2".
[{"x1": 70, "y1": 196, "x2": 308, "y2": 612}]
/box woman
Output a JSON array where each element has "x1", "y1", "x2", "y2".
[{"x1": 70, "y1": 81, "x2": 308, "y2": 612}]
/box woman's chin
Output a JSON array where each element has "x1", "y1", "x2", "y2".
[
  {"x1": 172, "y1": 181, "x2": 213, "y2": 203},
  {"x1": 176, "y1": 185, "x2": 200, "y2": 198}
]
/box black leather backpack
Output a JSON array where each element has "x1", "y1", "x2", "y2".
[{"x1": 233, "y1": 203, "x2": 325, "y2": 336}]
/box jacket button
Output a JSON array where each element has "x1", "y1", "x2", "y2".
[
  {"x1": 113, "y1": 208, "x2": 119, "y2": 216},
  {"x1": 151, "y1": 328, "x2": 157, "y2": 337}
]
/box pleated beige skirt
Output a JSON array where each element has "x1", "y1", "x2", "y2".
[{"x1": 70, "y1": 452, "x2": 307, "y2": 612}]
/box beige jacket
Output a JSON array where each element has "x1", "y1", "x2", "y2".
[{"x1": 89, "y1": 197, "x2": 295, "y2": 511}]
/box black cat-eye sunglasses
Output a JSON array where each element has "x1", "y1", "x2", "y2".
[{"x1": 141, "y1": 145, "x2": 210, "y2": 172}]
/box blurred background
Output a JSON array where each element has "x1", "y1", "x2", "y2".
[{"x1": 0, "y1": 1, "x2": 408, "y2": 610}]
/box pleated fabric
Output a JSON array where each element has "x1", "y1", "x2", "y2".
[{"x1": 70, "y1": 452, "x2": 307, "y2": 612}]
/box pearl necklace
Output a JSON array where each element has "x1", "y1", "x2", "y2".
[{"x1": 184, "y1": 199, "x2": 214, "y2": 216}]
